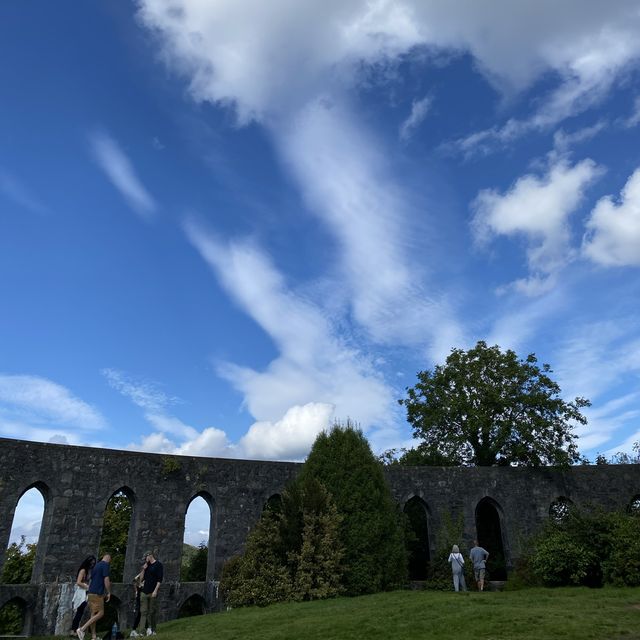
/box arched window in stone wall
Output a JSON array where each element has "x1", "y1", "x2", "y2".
[
  {"x1": 628, "y1": 495, "x2": 640, "y2": 515},
  {"x1": 2, "y1": 484, "x2": 47, "y2": 584},
  {"x1": 99, "y1": 488, "x2": 135, "y2": 583},
  {"x1": 403, "y1": 496, "x2": 431, "y2": 580},
  {"x1": 177, "y1": 594, "x2": 206, "y2": 618},
  {"x1": 97, "y1": 594, "x2": 121, "y2": 635},
  {"x1": 181, "y1": 493, "x2": 214, "y2": 582},
  {"x1": 0, "y1": 597, "x2": 27, "y2": 635},
  {"x1": 263, "y1": 493, "x2": 282, "y2": 514},
  {"x1": 549, "y1": 496, "x2": 573, "y2": 524},
  {"x1": 475, "y1": 497, "x2": 508, "y2": 581}
]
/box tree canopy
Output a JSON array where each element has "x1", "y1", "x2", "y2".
[
  {"x1": 1, "y1": 536, "x2": 36, "y2": 584},
  {"x1": 399, "y1": 341, "x2": 590, "y2": 467}
]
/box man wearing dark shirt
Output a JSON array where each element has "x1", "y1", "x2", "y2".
[
  {"x1": 77, "y1": 553, "x2": 111, "y2": 640},
  {"x1": 139, "y1": 551, "x2": 163, "y2": 636}
]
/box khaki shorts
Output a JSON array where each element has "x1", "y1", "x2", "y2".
[
  {"x1": 88, "y1": 594, "x2": 105, "y2": 616},
  {"x1": 474, "y1": 568, "x2": 486, "y2": 581}
]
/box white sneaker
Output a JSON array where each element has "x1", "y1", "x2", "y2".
[
  {"x1": 130, "y1": 632, "x2": 139, "y2": 638},
  {"x1": 77, "y1": 629, "x2": 85, "y2": 640},
  {"x1": 146, "y1": 630, "x2": 152, "y2": 637}
]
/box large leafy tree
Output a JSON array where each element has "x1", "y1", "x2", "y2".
[{"x1": 400, "y1": 341, "x2": 590, "y2": 467}]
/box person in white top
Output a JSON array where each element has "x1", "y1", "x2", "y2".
[{"x1": 448, "y1": 544, "x2": 467, "y2": 592}]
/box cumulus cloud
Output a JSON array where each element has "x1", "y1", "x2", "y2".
[
  {"x1": 89, "y1": 131, "x2": 156, "y2": 219},
  {"x1": 583, "y1": 167, "x2": 640, "y2": 266},
  {"x1": 472, "y1": 158, "x2": 603, "y2": 295},
  {"x1": 240, "y1": 402, "x2": 334, "y2": 460},
  {"x1": 138, "y1": 1, "x2": 640, "y2": 120}
]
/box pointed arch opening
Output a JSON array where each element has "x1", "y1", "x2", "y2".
[
  {"x1": 3, "y1": 484, "x2": 48, "y2": 584},
  {"x1": 99, "y1": 488, "x2": 135, "y2": 583},
  {"x1": 96, "y1": 594, "x2": 122, "y2": 635},
  {"x1": 403, "y1": 496, "x2": 431, "y2": 580},
  {"x1": 263, "y1": 493, "x2": 283, "y2": 515},
  {"x1": 0, "y1": 597, "x2": 28, "y2": 635},
  {"x1": 181, "y1": 493, "x2": 214, "y2": 582},
  {"x1": 177, "y1": 594, "x2": 206, "y2": 618},
  {"x1": 475, "y1": 497, "x2": 508, "y2": 581}
]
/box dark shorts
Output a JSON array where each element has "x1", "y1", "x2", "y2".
[{"x1": 474, "y1": 568, "x2": 486, "y2": 581}]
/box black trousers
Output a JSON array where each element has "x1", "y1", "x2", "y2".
[
  {"x1": 71, "y1": 601, "x2": 87, "y2": 631},
  {"x1": 133, "y1": 592, "x2": 141, "y2": 630}
]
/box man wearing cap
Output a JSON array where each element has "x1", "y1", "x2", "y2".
[
  {"x1": 139, "y1": 551, "x2": 163, "y2": 636},
  {"x1": 77, "y1": 553, "x2": 111, "y2": 640}
]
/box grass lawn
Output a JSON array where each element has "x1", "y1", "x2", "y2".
[
  {"x1": 30, "y1": 587, "x2": 640, "y2": 640},
  {"x1": 157, "y1": 587, "x2": 640, "y2": 640}
]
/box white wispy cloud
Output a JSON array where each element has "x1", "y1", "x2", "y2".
[
  {"x1": 399, "y1": 95, "x2": 432, "y2": 142},
  {"x1": 184, "y1": 218, "x2": 400, "y2": 433},
  {"x1": 554, "y1": 320, "x2": 640, "y2": 453},
  {"x1": 472, "y1": 157, "x2": 604, "y2": 295},
  {"x1": 583, "y1": 167, "x2": 640, "y2": 266},
  {"x1": 0, "y1": 171, "x2": 48, "y2": 215},
  {"x1": 276, "y1": 100, "x2": 462, "y2": 353},
  {"x1": 102, "y1": 368, "x2": 176, "y2": 412},
  {"x1": 102, "y1": 368, "x2": 201, "y2": 440},
  {"x1": 89, "y1": 131, "x2": 156, "y2": 219},
  {"x1": 0, "y1": 374, "x2": 106, "y2": 431}
]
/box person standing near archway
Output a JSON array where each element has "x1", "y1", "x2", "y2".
[
  {"x1": 139, "y1": 551, "x2": 163, "y2": 636},
  {"x1": 469, "y1": 540, "x2": 489, "y2": 591}
]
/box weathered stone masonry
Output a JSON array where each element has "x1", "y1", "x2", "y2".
[{"x1": 1, "y1": 437, "x2": 639, "y2": 635}]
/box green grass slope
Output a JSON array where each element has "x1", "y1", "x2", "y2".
[{"x1": 157, "y1": 587, "x2": 640, "y2": 640}]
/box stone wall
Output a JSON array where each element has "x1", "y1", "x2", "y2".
[{"x1": 1, "y1": 438, "x2": 639, "y2": 635}]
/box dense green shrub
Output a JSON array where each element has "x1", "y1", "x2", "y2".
[
  {"x1": 220, "y1": 476, "x2": 343, "y2": 607},
  {"x1": 299, "y1": 423, "x2": 408, "y2": 595},
  {"x1": 1, "y1": 537, "x2": 36, "y2": 584},
  {"x1": 530, "y1": 528, "x2": 595, "y2": 586},
  {"x1": 0, "y1": 601, "x2": 23, "y2": 634},
  {"x1": 220, "y1": 515, "x2": 294, "y2": 607},
  {"x1": 602, "y1": 513, "x2": 640, "y2": 586},
  {"x1": 525, "y1": 506, "x2": 640, "y2": 588}
]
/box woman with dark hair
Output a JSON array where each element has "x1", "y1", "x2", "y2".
[{"x1": 70, "y1": 556, "x2": 96, "y2": 636}]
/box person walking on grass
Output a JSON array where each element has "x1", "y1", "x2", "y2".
[
  {"x1": 139, "y1": 551, "x2": 163, "y2": 636},
  {"x1": 470, "y1": 540, "x2": 489, "y2": 591},
  {"x1": 77, "y1": 553, "x2": 111, "y2": 640},
  {"x1": 448, "y1": 544, "x2": 467, "y2": 592}
]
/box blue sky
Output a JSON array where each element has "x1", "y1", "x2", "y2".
[{"x1": 2, "y1": 0, "x2": 640, "y2": 483}]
